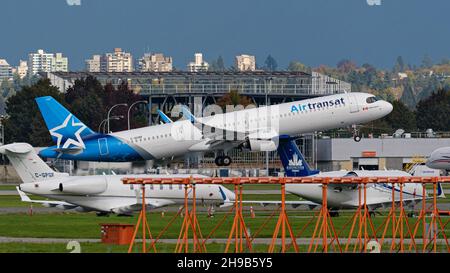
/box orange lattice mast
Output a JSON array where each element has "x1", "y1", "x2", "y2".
[
  {"x1": 268, "y1": 178, "x2": 299, "y2": 253},
  {"x1": 175, "y1": 177, "x2": 205, "y2": 253},
  {"x1": 127, "y1": 182, "x2": 157, "y2": 253},
  {"x1": 225, "y1": 178, "x2": 252, "y2": 253}
]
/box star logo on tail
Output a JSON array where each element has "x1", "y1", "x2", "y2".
[{"x1": 49, "y1": 114, "x2": 87, "y2": 149}]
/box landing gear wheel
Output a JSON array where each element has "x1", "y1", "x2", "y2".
[
  {"x1": 354, "y1": 135, "x2": 362, "y2": 142},
  {"x1": 215, "y1": 156, "x2": 224, "y2": 166},
  {"x1": 329, "y1": 211, "x2": 340, "y2": 217},
  {"x1": 222, "y1": 156, "x2": 232, "y2": 166}
]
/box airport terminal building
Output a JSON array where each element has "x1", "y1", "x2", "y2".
[{"x1": 316, "y1": 134, "x2": 450, "y2": 173}]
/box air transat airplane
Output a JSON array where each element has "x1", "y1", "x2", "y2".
[
  {"x1": 270, "y1": 136, "x2": 445, "y2": 212},
  {"x1": 426, "y1": 147, "x2": 450, "y2": 171},
  {"x1": 1, "y1": 143, "x2": 234, "y2": 215},
  {"x1": 36, "y1": 92, "x2": 392, "y2": 166}
]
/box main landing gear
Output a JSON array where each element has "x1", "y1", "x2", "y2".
[{"x1": 215, "y1": 155, "x2": 232, "y2": 167}]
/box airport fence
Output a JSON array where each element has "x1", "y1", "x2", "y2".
[{"x1": 121, "y1": 176, "x2": 450, "y2": 253}]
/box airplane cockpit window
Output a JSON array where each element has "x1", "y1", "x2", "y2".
[{"x1": 366, "y1": 96, "x2": 379, "y2": 104}]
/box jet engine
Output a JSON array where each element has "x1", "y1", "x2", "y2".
[
  {"x1": 58, "y1": 178, "x2": 107, "y2": 195},
  {"x1": 239, "y1": 138, "x2": 277, "y2": 152}
]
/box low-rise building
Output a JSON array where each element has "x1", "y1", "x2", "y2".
[
  {"x1": 15, "y1": 60, "x2": 28, "y2": 79},
  {"x1": 138, "y1": 53, "x2": 173, "y2": 72},
  {"x1": 235, "y1": 54, "x2": 256, "y2": 71},
  {"x1": 316, "y1": 136, "x2": 450, "y2": 172},
  {"x1": 85, "y1": 55, "x2": 102, "y2": 72}
]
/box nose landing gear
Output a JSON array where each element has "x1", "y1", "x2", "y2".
[{"x1": 352, "y1": 124, "x2": 362, "y2": 142}]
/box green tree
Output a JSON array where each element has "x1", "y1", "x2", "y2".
[
  {"x1": 210, "y1": 56, "x2": 226, "y2": 72},
  {"x1": 421, "y1": 54, "x2": 433, "y2": 68},
  {"x1": 264, "y1": 55, "x2": 278, "y2": 71},
  {"x1": 216, "y1": 56, "x2": 225, "y2": 71},
  {"x1": 4, "y1": 79, "x2": 65, "y2": 146},
  {"x1": 394, "y1": 56, "x2": 406, "y2": 73},
  {"x1": 383, "y1": 100, "x2": 416, "y2": 131},
  {"x1": 287, "y1": 61, "x2": 308, "y2": 72},
  {"x1": 216, "y1": 90, "x2": 252, "y2": 110},
  {"x1": 416, "y1": 89, "x2": 450, "y2": 131},
  {"x1": 337, "y1": 59, "x2": 356, "y2": 73},
  {"x1": 65, "y1": 76, "x2": 106, "y2": 132}
]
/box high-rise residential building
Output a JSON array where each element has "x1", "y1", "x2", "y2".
[
  {"x1": 14, "y1": 60, "x2": 28, "y2": 79},
  {"x1": 104, "y1": 48, "x2": 133, "y2": 72},
  {"x1": 235, "y1": 54, "x2": 256, "y2": 71},
  {"x1": 0, "y1": 59, "x2": 13, "y2": 82},
  {"x1": 138, "y1": 53, "x2": 173, "y2": 72},
  {"x1": 187, "y1": 53, "x2": 209, "y2": 72},
  {"x1": 85, "y1": 55, "x2": 102, "y2": 72},
  {"x1": 28, "y1": 49, "x2": 69, "y2": 75},
  {"x1": 54, "y1": 53, "x2": 68, "y2": 72}
]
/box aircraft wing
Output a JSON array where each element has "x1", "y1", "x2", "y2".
[
  {"x1": 109, "y1": 198, "x2": 177, "y2": 214},
  {"x1": 17, "y1": 187, "x2": 78, "y2": 209},
  {"x1": 181, "y1": 106, "x2": 279, "y2": 151},
  {"x1": 226, "y1": 200, "x2": 320, "y2": 209}
]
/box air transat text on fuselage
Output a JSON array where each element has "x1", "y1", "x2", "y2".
[{"x1": 291, "y1": 97, "x2": 345, "y2": 113}]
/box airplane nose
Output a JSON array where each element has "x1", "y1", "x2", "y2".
[{"x1": 383, "y1": 101, "x2": 393, "y2": 115}]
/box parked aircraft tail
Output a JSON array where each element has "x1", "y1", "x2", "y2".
[
  {"x1": 0, "y1": 143, "x2": 68, "y2": 183},
  {"x1": 437, "y1": 182, "x2": 446, "y2": 198},
  {"x1": 278, "y1": 135, "x2": 320, "y2": 177},
  {"x1": 35, "y1": 96, "x2": 96, "y2": 149}
]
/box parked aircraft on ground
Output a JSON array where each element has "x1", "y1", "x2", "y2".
[
  {"x1": 0, "y1": 143, "x2": 234, "y2": 215},
  {"x1": 36, "y1": 93, "x2": 393, "y2": 166},
  {"x1": 426, "y1": 147, "x2": 450, "y2": 172},
  {"x1": 265, "y1": 136, "x2": 445, "y2": 214}
]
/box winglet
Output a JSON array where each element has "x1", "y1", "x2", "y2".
[
  {"x1": 181, "y1": 105, "x2": 196, "y2": 123},
  {"x1": 157, "y1": 110, "x2": 173, "y2": 124},
  {"x1": 219, "y1": 186, "x2": 233, "y2": 208},
  {"x1": 16, "y1": 187, "x2": 32, "y2": 202}
]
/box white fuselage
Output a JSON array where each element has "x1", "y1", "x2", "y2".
[
  {"x1": 20, "y1": 174, "x2": 235, "y2": 213},
  {"x1": 111, "y1": 92, "x2": 392, "y2": 159},
  {"x1": 426, "y1": 147, "x2": 450, "y2": 171},
  {"x1": 286, "y1": 170, "x2": 425, "y2": 209}
]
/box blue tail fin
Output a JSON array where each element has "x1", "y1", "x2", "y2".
[
  {"x1": 35, "y1": 96, "x2": 96, "y2": 149},
  {"x1": 277, "y1": 135, "x2": 320, "y2": 177}
]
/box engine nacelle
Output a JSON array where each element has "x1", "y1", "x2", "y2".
[
  {"x1": 59, "y1": 178, "x2": 107, "y2": 195},
  {"x1": 239, "y1": 138, "x2": 277, "y2": 152}
]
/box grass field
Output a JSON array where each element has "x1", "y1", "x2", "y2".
[
  {"x1": 0, "y1": 185, "x2": 18, "y2": 191},
  {"x1": 0, "y1": 209, "x2": 448, "y2": 253},
  {"x1": 0, "y1": 241, "x2": 448, "y2": 253},
  {"x1": 0, "y1": 210, "x2": 448, "y2": 239},
  {"x1": 1, "y1": 182, "x2": 449, "y2": 253}
]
